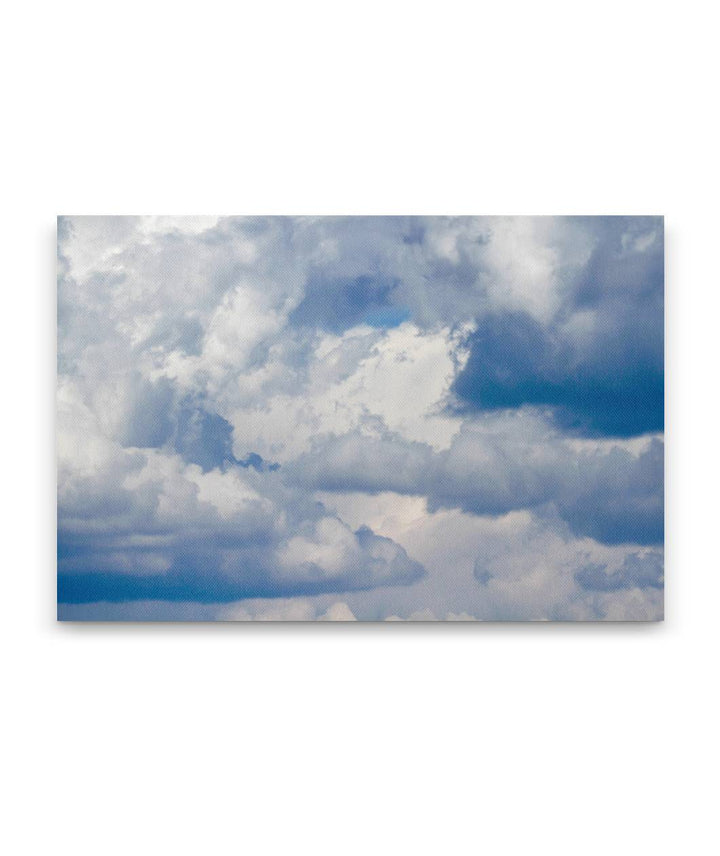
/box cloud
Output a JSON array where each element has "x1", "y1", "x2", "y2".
[
  {"x1": 217, "y1": 599, "x2": 357, "y2": 621},
  {"x1": 318, "y1": 494, "x2": 663, "y2": 621},
  {"x1": 219, "y1": 322, "x2": 465, "y2": 463},
  {"x1": 57, "y1": 598, "x2": 358, "y2": 621},
  {"x1": 574, "y1": 551, "x2": 664, "y2": 592},
  {"x1": 289, "y1": 273, "x2": 402, "y2": 332},
  {"x1": 451, "y1": 217, "x2": 663, "y2": 437},
  {"x1": 452, "y1": 310, "x2": 663, "y2": 437},
  {"x1": 57, "y1": 215, "x2": 664, "y2": 618},
  {"x1": 57, "y1": 389, "x2": 425, "y2": 604},
  {"x1": 289, "y1": 423, "x2": 663, "y2": 546},
  {"x1": 434, "y1": 426, "x2": 664, "y2": 545}
]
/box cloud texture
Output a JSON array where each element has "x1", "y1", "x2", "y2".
[{"x1": 57, "y1": 216, "x2": 664, "y2": 620}]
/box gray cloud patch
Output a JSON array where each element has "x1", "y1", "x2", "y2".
[
  {"x1": 289, "y1": 274, "x2": 400, "y2": 332},
  {"x1": 574, "y1": 551, "x2": 664, "y2": 591},
  {"x1": 289, "y1": 428, "x2": 663, "y2": 546}
]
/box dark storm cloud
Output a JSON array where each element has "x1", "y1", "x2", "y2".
[
  {"x1": 452, "y1": 311, "x2": 663, "y2": 436},
  {"x1": 57, "y1": 523, "x2": 424, "y2": 604},
  {"x1": 452, "y1": 217, "x2": 663, "y2": 437}
]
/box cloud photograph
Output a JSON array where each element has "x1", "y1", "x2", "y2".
[{"x1": 57, "y1": 215, "x2": 664, "y2": 620}]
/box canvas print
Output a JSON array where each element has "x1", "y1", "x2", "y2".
[{"x1": 57, "y1": 216, "x2": 664, "y2": 621}]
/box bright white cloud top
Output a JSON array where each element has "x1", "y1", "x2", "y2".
[{"x1": 57, "y1": 216, "x2": 663, "y2": 621}]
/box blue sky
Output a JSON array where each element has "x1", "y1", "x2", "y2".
[{"x1": 57, "y1": 215, "x2": 663, "y2": 620}]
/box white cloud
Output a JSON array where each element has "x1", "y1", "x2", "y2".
[
  {"x1": 278, "y1": 518, "x2": 365, "y2": 578},
  {"x1": 217, "y1": 598, "x2": 356, "y2": 621},
  {"x1": 318, "y1": 492, "x2": 662, "y2": 621},
  {"x1": 222, "y1": 322, "x2": 465, "y2": 463},
  {"x1": 57, "y1": 376, "x2": 423, "y2": 595}
]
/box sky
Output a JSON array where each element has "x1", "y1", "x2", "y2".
[{"x1": 57, "y1": 215, "x2": 664, "y2": 620}]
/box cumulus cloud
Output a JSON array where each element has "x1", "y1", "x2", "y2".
[
  {"x1": 312, "y1": 493, "x2": 663, "y2": 621},
  {"x1": 451, "y1": 218, "x2": 663, "y2": 437},
  {"x1": 57, "y1": 215, "x2": 664, "y2": 619},
  {"x1": 58, "y1": 382, "x2": 424, "y2": 604},
  {"x1": 288, "y1": 422, "x2": 663, "y2": 546}
]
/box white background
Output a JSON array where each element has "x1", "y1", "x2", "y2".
[{"x1": 2, "y1": 1, "x2": 718, "y2": 854}]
